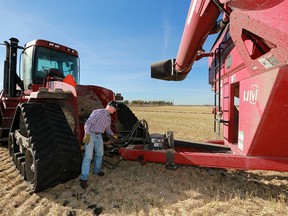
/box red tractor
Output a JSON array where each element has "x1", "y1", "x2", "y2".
[
  {"x1": 0, "y1": 37, "x2": 148, "y2": 192},
  {"x1": 119, "y1": 0, "x2": 288, "y2": 172}
]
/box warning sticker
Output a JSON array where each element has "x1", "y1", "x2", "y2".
[{"x1": 258, "y1": 55, "x2": 280, "y2": 69}]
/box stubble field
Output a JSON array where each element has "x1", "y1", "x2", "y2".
[{"x1": 0, "y1": 106, "x2": 288, "y2": 216}]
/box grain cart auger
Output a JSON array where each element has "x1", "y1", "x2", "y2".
[
  {"x1": 0, "y1": 37, "x2": 147, "y2": 192},
  {"x1": 119, "y1": 0, "x2": 288, "y2": 172}
]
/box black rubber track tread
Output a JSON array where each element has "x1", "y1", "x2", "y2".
[
  {"x1": 22, "y1": 104, "x2": 59, "y2": 190},
  {"x1": 117, "y1": 103, "x2": 147, "y2": 138},
  {"x1": 20, "y1": 102, "x2": 82, "y2": 192}
]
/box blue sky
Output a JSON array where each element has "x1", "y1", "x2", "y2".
[{"x1": 0, "y1": 0, "x2": 216, "y2": 105}]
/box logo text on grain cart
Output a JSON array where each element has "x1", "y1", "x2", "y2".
[{"x1": 243, "y1": 84, "x2": 258, "y2": 104}]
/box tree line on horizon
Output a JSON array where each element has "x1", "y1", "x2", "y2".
[{"x1": 123, "y1": 100, "x2": 173, "y2": 106}]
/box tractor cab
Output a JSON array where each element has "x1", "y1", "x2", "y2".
[{"x1": 22, "y1": 39, "x2": 80, "y2": 92}]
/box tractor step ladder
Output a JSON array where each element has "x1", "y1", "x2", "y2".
[{"x1": 0, "y1": 100, "x2": 18, "y2": 145}]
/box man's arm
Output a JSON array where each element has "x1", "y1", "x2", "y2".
[{"x1": 105, "y1": 125, "x2": 114, "y2": 136}]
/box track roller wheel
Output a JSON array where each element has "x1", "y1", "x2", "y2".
[
  {"x1": 20, "y1": 161, "x2": 26, "y2": 180},
  {"x1": 13, "y1": 152, "x2": 23, "y2": 165},
  {"x1": 16, "y1": 155, "x2": 25, "y2": 171},
  {"x1": 8, "y1": 132, "x2": 18, "y2": 157},
  {"x1": 25, "y1": 148, "x2": 38, "y2": 191}
]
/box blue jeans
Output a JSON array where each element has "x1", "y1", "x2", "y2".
[{"x1": 80, "y1": 133, "x2": 104, "y2": 180}]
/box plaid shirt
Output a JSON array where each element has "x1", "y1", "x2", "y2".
[{"x1": 84, "y1": 108, "x2": 114, "y2": 136}]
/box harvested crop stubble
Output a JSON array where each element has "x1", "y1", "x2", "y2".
[
  {"x1": 0, "y1": 106, "x2": 287, "y2": 216},
  {"x1": 131, "y1": 105, "x2": 219, "y2": 141}
]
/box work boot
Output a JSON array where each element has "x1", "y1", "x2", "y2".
[
  {"x1": 80, "y1": 179, "x2": 88, "y2": 189},
  {"x1": 97, "y1": 171, "x2": 105, "y2": 176},
  {"x1": 93, "y1": 171, "x2": 105, "y2": 177}
]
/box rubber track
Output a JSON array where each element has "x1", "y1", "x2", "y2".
[
  {"x1": 21, "y1": 103, "x2": 82, "y2": 192},
  {"x1": 117, "y1": 103, "x2": 147, "y2": 139}
]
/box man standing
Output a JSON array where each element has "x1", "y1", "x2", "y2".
[{"x1": 80, "y1": 100, "x2": 118, "y2": 189}]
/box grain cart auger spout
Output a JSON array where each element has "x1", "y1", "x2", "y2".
[
  {"x1": 0, "y1": 37, "x2": 148, "y2": 192},
  {"x1": 120, "y1": 0, "x2": 288, "y2": 172},
  {"x1": 151, "y1": 0, "x2": 221, "y2": 81}
]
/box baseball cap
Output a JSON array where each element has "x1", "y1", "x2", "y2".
[{"x1": 108, "y1": 100, "x2": 119, "y2": 110}]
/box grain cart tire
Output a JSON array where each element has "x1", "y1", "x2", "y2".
[
  {"x1": 117, "y1": 103, "x2": 148, "y2": 139},
  {"x1": 10, "y1": 102, "x2": 82, "y2": 192}
]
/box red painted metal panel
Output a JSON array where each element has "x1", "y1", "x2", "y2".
[
  {"x1": 119, "y1": 146, "x2": 288, "y2": 172},
  {"x1": 25, "y1": 39, "x2": 79, "y2": 57},
  {"x1": 230, "y1": 1, "x2": 288, "y2": 77},
  {"x1": 248, "y1": 68, "x2": 288, "y2": 156},
  {"x1": 221, "y1": 0, "x2": 284, "y2": 11},
  {"x1": 238, "y1": 69, "x2": 279, "y2": 155}
]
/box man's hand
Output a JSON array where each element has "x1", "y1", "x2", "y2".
[
  {"x1": 82, "y1": 134, "x2": 90, "y2": 145},
  {"x1": 109, "y1": 134, "x2": 118, "y2": 143}
]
